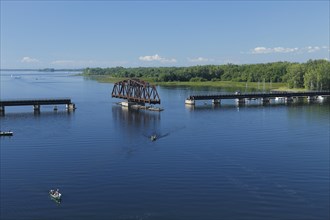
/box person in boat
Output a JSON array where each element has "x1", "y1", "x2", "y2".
[
  {"x1": 50, "y1": 189, "x2": 60, "y2": 196},
  {"x1": 150, "y1": 134, "x2": 157, "y2": 141}
]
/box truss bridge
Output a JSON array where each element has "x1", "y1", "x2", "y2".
[{"x1": 111, "y1": 79, "x2": 161, "y2": 104}]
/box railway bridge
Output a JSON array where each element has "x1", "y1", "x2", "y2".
[
  {"x1": 0, "y1": 98, "x2": 75, "y2": 115},
  {"x1": 111, "y1": 78, "x2": 161, "y2": 105},
  {"x1": 185, "y1": 91, "x2": 330, "y2": 105}
]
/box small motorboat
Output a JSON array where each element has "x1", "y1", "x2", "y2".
[
  {"x1": 150, "y1": 134, "x2": 157, "y2": 141},
  {"x1": 49, "y1": 189, "x2": 62, "y2": 200},
  {"x1": 0, "y1": 131, "x2": 13, "y2": 136}
]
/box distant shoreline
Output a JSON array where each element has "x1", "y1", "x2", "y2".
[
  {"x1": 83, "y1": 75, "x2": 308, "y2": 92},
  {"x1": 0, "y1": 68, "x2": 317, "y2": 92},
  {"x1": 0, "y1": 68, "x2": 83, "y2": 72}
]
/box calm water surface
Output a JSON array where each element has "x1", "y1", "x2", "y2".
[{"x1": 0, "y1": 71, "x2": 329, "y2": 220}]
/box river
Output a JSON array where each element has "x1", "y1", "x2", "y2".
[{"x1": 0, "y1": 70, "x2": 329, "y2": 220}]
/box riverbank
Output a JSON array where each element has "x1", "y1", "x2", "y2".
[{"x1": 83, "y1": 75, "x2": 305, "y2": 91}]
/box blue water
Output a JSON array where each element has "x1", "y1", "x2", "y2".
[{"x1": 1, "y1": 71, "x2": 329, "y2": 220}]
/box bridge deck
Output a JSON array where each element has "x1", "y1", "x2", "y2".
[
  {"x1": 0, "y1": 98, "x2": 72, "y2": 106},
  {"x1": 188, "y1": 91, "x2": 330, "y2": 100}
]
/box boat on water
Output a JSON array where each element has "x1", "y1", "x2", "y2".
[
  {"x1": 0, "y1": 131, "x2": 13, "y2": 136},
  {"x1": 49, "y1": 189, "x2": 61, "y2": 201},
  {"x1": 150, "y1": 134, "x2": 157, "y2": 141}
]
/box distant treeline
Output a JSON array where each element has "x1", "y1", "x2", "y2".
[
  {"x1": 83, "y1": 59, "x2": 330, "y2": 90},
  {"x1": 38, "y1": 68, "x2": 84, "y2": 72},
  {"x1": 1, "y1": 68, "x2": 84, "y2": 72}
]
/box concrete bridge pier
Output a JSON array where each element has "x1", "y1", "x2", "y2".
[
  {"x1": 261, "y1": 97, "x2": 270, "y2": 104},
  {"x1": 66, "y1": 103, "x2": 76, "y2": 111},
  {"x1": 212, "y1": 99, "x2": 221, "y2": 105},
  {"x1": 0, "y1": 106, "x2": 4, "y2": 116},
  {"x1": 285, "y1": 97, "x2": 294, "y2": 103},
  {"x1": 235, "y1": 98, "x2": 245, "y2": 105},
  {"x1": 119, "y1": 101, "x2": 136, "y2": 108},
  {"x1": 185, "y1": 99, "x2": 195, "y2": 105},
  {"x1": 33, "y1": 104, "x2": 40, "y2": 112},
  {"x1": 307, "y1": 96, "x2": 317, "y2": 102},
  {"x1": 295, "y1": 97, "x2": 304, "y2": 102}
]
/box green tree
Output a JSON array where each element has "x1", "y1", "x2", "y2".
[
  {"x1": 285, "y1": 64, "x2": 305, "y2": 88},
  {"x1": 304, "y1": 60, "x2": 330, "y2": 90}
]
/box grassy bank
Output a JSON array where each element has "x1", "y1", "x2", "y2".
[
  {"x1": 83, "y1": 75, "x2": 304, "y2": 91},
  {"x1": 156, "y1": 81, "x2": 285, "y2": 90}
]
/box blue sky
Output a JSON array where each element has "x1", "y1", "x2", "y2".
[{"x1": 1, "y1": 0, "x2": 329, "y2": 68}]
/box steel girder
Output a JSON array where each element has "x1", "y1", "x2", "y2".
[{"x1": 111, "y1": 79, "x2": 161, "y2": 104}]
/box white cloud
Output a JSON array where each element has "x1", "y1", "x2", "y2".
[
  {"x1": 252, "y1": 47, "x2": 272, "y2": 54},
  {"x1": 139, "y1": 54, "x2": 177, "y2": 63},
  {"x1": 250, "y1": 46, "x2": 328, "y2": 54},
  {"x1": 251, "y1": 47, "x2": 298, "y2": 54},
  {"x1": 187, "y1": 57, "x2": 210, "y2": 62},
  {"x1": 21, "y1": 56, "x2": 39, "y2": 63},
  {"x1": 139, "y1": 54, "x2": 162, "y2": 61},
  {"x1": 305, "y1": 46, "x2": 321, "y2": 53},
  {"x1": 274, "y1": 47, "x2": 299, "y2": 53}
]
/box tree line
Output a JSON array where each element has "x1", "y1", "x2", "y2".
[{"x1": 82, "y1": 59, "x2": 330, "y2": 90}]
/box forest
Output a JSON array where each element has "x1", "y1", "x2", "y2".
[{"x1": 82, "y1": 59, "x2": 330, "y2": 90}]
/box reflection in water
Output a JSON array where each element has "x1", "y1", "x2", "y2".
[
  {"x1": 0, "y1": 110, "x2": 74, "y2": 119},
  {"x1": 112, "y1": 105, "x2": 161, "y2": 131},
  {"x1": 111, "y1": 105, "x2": 162, "y2": 157},
  {"x1": 287, "y1": 101, "x2": 330, "y2": 123}
]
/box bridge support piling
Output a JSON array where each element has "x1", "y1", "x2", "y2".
[
  {"x1": 212, "y1": 99, "x2": 221, "y2": 105},
  {"x1": 0, "y1": 106, "x2": 4, "y2": 116},
  {"x1": 307, "y1": 96, "x2": 317, "y2": 102},
  {"x1": 285, "y1": 97, "x2": 294, "y2": 103},
  {"x1": 120, "y1": 101, "x2": 135, "y2": 108},
  {"x1": 235, "y1": 98, "x2": 245, "y2": 105},
  {"x1": 66, "y1": 103, "x2": 76, "y2": 111},
  {"x1": 185, "y1": 99, "x2": 195, "y2": 105},
  {"x1": 262, "y1": 97, "x2": 270, "y2": 104},
  {"x1": 33, "y1": 105, "x2": 40, "y2": 112}
]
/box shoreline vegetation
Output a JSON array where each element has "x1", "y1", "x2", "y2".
[
  {"x1": 82, "y1": 59, "x2": 330, "y2": 91},
  {"x1": 85, "y1": 75, "x2": 293, "y2": 91}
]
